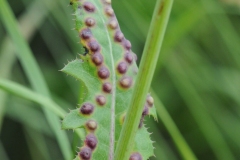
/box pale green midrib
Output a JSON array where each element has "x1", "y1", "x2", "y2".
[{"x1": 95, "y1": 2, "x2": 116, "y2": 160}]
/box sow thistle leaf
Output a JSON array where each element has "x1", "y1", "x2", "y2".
[{"x1": 62, "y1": 0, "x2": 157, "y2": 159}]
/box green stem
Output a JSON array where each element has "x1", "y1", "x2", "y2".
[{"x1": 114, "y1": 0, "x2": 173, "y2": 159}]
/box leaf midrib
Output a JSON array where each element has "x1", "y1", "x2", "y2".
[{"x1": 95, "y1": 2, "x2": 116, "y2": 160}]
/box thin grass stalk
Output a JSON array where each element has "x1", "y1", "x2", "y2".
[{"x1": 0, "y1": 0, "x2": 72, "y2": 158}]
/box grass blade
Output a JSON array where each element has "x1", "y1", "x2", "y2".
[
  {"x1": 151, "y1": 90, "x2": 197, "y2": 160},
  {"x1": 0, "y1": 0, "x2": 72, "y2": 159},
  {"x1": 0, "y1": 0, "x2": 57, "y2": 132},
  {"x1": 0, "y1": 141, "x2": 9, "y2": 160},
  {"x1": 24, "y1": 128, "x2": 51, "y2": 160},
  {"x1": 167, "y1": 57, "x2": 235, "y2": 160},
  {"x1": 0, "y1": 79, "x2": 65, "y2": 118}
]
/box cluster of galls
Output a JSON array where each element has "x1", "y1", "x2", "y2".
[
  {"x1": 79, "y1": 0, "x2": 113, "y2": 100},
  {"x1": 127, "y1": 96, "x2": 154, "y2": 160},
  {"x1": 79, "y1": 1, "x2": 111, "y2": 107},
  {"x1": 80, "y1": 28, "x2": 110, "y2": 81},
  {"x1": 78, "y1": 89, "x2": 111, "y2": 158},
  {"x1": 103, "y1": 0, "x2": 138, "y2": 89},
  {"x1": 79, "y1": 134, "x2": 98, "y2": 160},
  {"x1": 78, "y1": 118, "x2": 98, "y2": 160},
  {"x1": 111, "y1": 24, "x2": 136, "y2": 89},
  {"x1": 76, "y1": 0, "x2": 146, "y2": 159},
  {"x1": 121, "y1": 94, "x2": 154, "y2": 129},
  {"x1": 80, "y1": 0, "x2": 138, "y2": 91},
  {"x1": 139, "y1": 94, "x2": 154, "y2": 128},
  {"x1": 78, "y1": 105, "x2": 98, "y2": 160},
  {"x1": 77, "y1": 1, "x2": 112, "y2": 159}
]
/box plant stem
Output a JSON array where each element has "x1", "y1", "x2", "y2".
[{"x1": 114, "y1": 0, "x2": 173, "y2": 159}]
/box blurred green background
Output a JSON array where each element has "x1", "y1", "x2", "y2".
[{"x1": 0, "y1": 0, "x2": 240, "y2": 159}]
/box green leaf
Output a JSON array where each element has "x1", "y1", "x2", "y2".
[{"x1": 61, "y1": 0, "x2": 157, "y2": 159}]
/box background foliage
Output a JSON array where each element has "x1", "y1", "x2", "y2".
[{"x1": 0, "y1": 0, "x2": 240, "y2": 159}]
